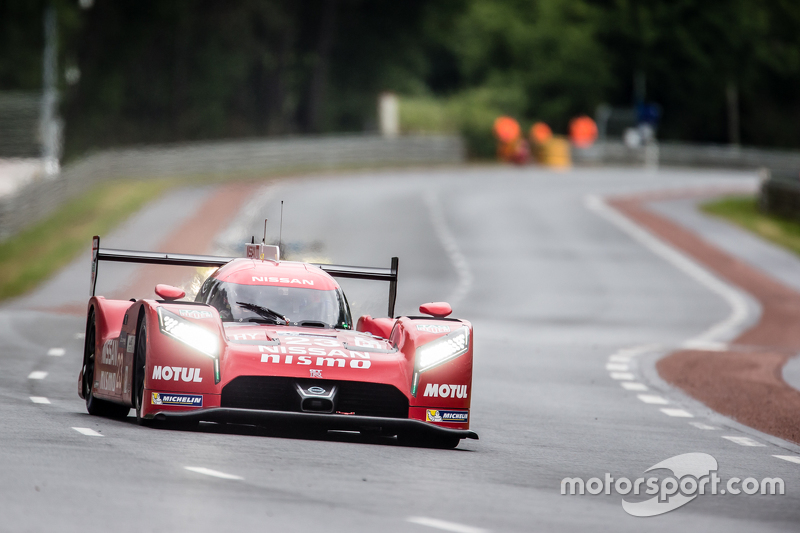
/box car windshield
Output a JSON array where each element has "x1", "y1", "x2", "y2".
[{"x1": 200, "y1": 280, "x2": 351, "y2": 329}]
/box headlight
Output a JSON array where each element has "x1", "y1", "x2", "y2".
[
  {"x1": 158, "y1": 307, "x2": 220, "y2": 358},
  {"x1": 412, "y1": 326, "x2": 470, "y2": 396},
  {"x1": 158, "y1": 308, "x2": 221, "y2": 383}
]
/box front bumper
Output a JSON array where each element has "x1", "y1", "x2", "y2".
[{"x1": 153, "y1": 407, "x2": 479, "y2": 441}]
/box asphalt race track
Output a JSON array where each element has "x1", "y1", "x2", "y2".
[{"x1": 2, "y1": 166, "x2": 800, "y2": 531}]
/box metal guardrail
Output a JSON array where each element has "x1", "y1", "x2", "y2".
[
  {"x1": 4, "y1": 134, "x2": 800, "y2": 240},
  {"x1": 0, "y1": 134, "x2": 465, "y2": 241},
  {"x1": 574, "y1": 140, "x2": 800, "y2": 220},
  {"x1": 574, "y1": 141, "x2": 800, "y2": 174}
]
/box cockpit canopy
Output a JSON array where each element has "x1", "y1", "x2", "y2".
[{"x1": 196, "y1": 278, "x2": 352, "y2": 329}]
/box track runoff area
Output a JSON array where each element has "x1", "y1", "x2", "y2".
[{"x1": 3, "y1": 166, "x2": 800, "y2": 532}]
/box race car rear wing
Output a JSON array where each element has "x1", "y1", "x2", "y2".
[{"x1": 91, "y1": 236, "x2": 400, "y2": 317}]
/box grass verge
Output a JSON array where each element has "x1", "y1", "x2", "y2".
[
  {"x1": 701, "y1": 195, "x2": 800, "y2": 257},
  {"x1": 0, "y1": 179, "x2": 173, "y2": 301}
]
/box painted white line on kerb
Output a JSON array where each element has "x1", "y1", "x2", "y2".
[
  {"x1": 30, "y1": 397, "x2": 50, "y2": 404},
  {"x1": 637, "y1": 394, "x2": 669, "y2": 405},
  {"x1": 72, "y1": 427, "x2": 102, "y2": 437},
  {"x1": 774, "y1": 455, "x2": 800, "y2": 464},
  {"x1": 28, "y1": 371, "x2": 47, "y2": 380},
  {"x1": 689, "y1": 422, "x2": 719, "y2": 430},
  {"x1": 722, "y1": 436, "x2": 765, "y2": 447},
  {"x1": 660, "y1": 408, "x2": 693, "y2": 418},
  {"x1": 184, "y1": 466, "x2": 243, "y2": 480},
  {"x1": 47, "y1": 348, "x2": 65, "y2": 357},
  {"x1": 423, "y1": 191, "x2": 473, "y2": 307},
  {"x1": 621, "y1": 382, "x2": 648, "y2": 391},
  {"x1": 682, "y1": 340, "x2": 728, "y2": 351},
  {"x1": 584, "y1": 195, "x2": 750, "y2": 348},
  {"x1": 615, "y1": 344, "x2": 660, "y2": 358},
  {"x1": 407, "y1": 516, "x2": 487, "y2": 533},
  {"x1": 610, "y1": 372, "x2": 635, "y2": 380},
  {"x1": 605, "y1": 363, "x2": 629, "y2": 371}
]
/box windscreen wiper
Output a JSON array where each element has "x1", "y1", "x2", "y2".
[{"x1": 236, "y1": 302, "x2": 289, "y2": 325}]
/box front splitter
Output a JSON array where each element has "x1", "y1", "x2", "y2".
[{"x1": 153, "y1": 407, "x2": 479, "y2": 440}]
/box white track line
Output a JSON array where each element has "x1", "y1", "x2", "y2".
[
  {"x1": 72, "y1": 427, "x2": 102, "y2": 437},
  {"x1": 27, "y1": 371, "x2": 47, "y2": 380},
  {"x1": 610, "y1": 372, "x2": 635, "y2": 380},
  {"x1": 774, "y1": 455, "x2": 800, "y2": 464},
  {"x1": 660, "y1": 408, "x2": 693, "y2": 418},
  {"x1": 407, "y1": 516, "x2": 487, "y2": 533},
  {"x1": 74, "y1": 332, "x2": 85, "y2": 340},
  {"x1": 30, "y1": 397, "x2": 50, "y2": 404},
  {"x1": 621, "y1": 382, "x2": 648, "y2": 391},
  {"x1": 722, "y1": 436, "x2": 765, "y2": 447},
  {"x1": 638, "y1": 394, "x2": 669, "y2": 405},
  {"x1": 184, "y1": 466, "x2": 243, "y2": 480},
  {"x1": 585, "y1": 195, "x2": 750, "y2": 348},
  {"x1": 615, "y1": 344, "x2": 660, "y2": 357},
  {"x1": 605, "y1": 363, "x2": 629, "y2": 371},
  {"x1": 609, "y1": 355, "x2": 631, "y2": 363},
  {"x1": 423, "y1": 191, "x2": 473, "y2": 307},
  {"x1": 689, "y1": 422, "x2": 718, "y2": 430},
  {"x1": 47, "y1": 348, "x2": 65, "y2": 356}
]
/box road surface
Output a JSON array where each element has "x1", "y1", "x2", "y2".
[{"x1": 2, "y1": 166, "x2": 798, "y2": 532}]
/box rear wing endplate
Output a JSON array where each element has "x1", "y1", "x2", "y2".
[{"x1": 90, "y1": 236, "x2": 400, "y2": 317}]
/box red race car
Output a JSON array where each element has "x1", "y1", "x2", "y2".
[{"x1": 79, "y1": 237, "x2": 477, "y2": 448}]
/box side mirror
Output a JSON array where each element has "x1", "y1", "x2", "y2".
[
  {"x1": 155, "y1": 284, "x2": 185, "y2": 301},
  {"x1": 419, "y1": 302, "x2": 452, "y2": 318}
]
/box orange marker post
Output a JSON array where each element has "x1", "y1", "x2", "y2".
[
  {"x1": 494, "y1": 116, "x2": 521, "y2": 144},
  {"x1": 569, "y1": 116, "x2": 598, "y2": 148},
  {"x1": 530, "y1": 122, "x2": 553, "y2": 145},
  {"x1": 493, "y1": 116, "x2": 524, "y2": 163}
]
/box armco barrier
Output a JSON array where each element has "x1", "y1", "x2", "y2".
[
  {"x1": 574, "y1": 141, "x2": 800, "y2": 174},
  {"x1": 0, "y1": 134, "x2": 465, "y2": 241},
  {"x1": 574, "y1": 140, "x2": 800, "y2": 220}
]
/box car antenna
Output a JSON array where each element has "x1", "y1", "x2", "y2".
[
  {"x1": 262, "y1": 219, "x2": 267, "y2": 244},
  {"x1": 278, "y1": 200, "x2": 284, "y2": 260}
]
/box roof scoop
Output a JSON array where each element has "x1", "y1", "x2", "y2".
[
  {"x1": 155, "y1": 284, "x2": 185, "y2": 301},
  {"x1": 419, "y1": 302, "x2": 452, "y2": 318}
]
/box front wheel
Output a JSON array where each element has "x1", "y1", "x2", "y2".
[
  {"x1": 84, "y1": 311, "x2": 130, "y2": 419},
  {"x1": 133, "y1": 319, "x2": 151, "y2": 425}
]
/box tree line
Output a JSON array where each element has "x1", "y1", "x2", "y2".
[{"x1": 2, "y1": 0, "x2": 799, "y2": 159}]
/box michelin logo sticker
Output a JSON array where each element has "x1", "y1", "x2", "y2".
[
  {"x1": 426, "y1": 409, "x2": 468, "y2": 423},
  {"x1": 151, "y1": 392, "x2": 202, "y2": 407}
]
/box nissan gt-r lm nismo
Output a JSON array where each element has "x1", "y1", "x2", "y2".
[{"x1": 79, "y1": 237, "x2": 478, "y2": 448}]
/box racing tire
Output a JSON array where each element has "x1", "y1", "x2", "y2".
[
  {"x1": 397, "y1": 433, "x2": 460, "y2": 450},
  {"x1": 133, "y1": 319, "x2": 152, "y2": 426},
  {"x1": 83, "y1": 311, "x2": 130, "y2": 419}
]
